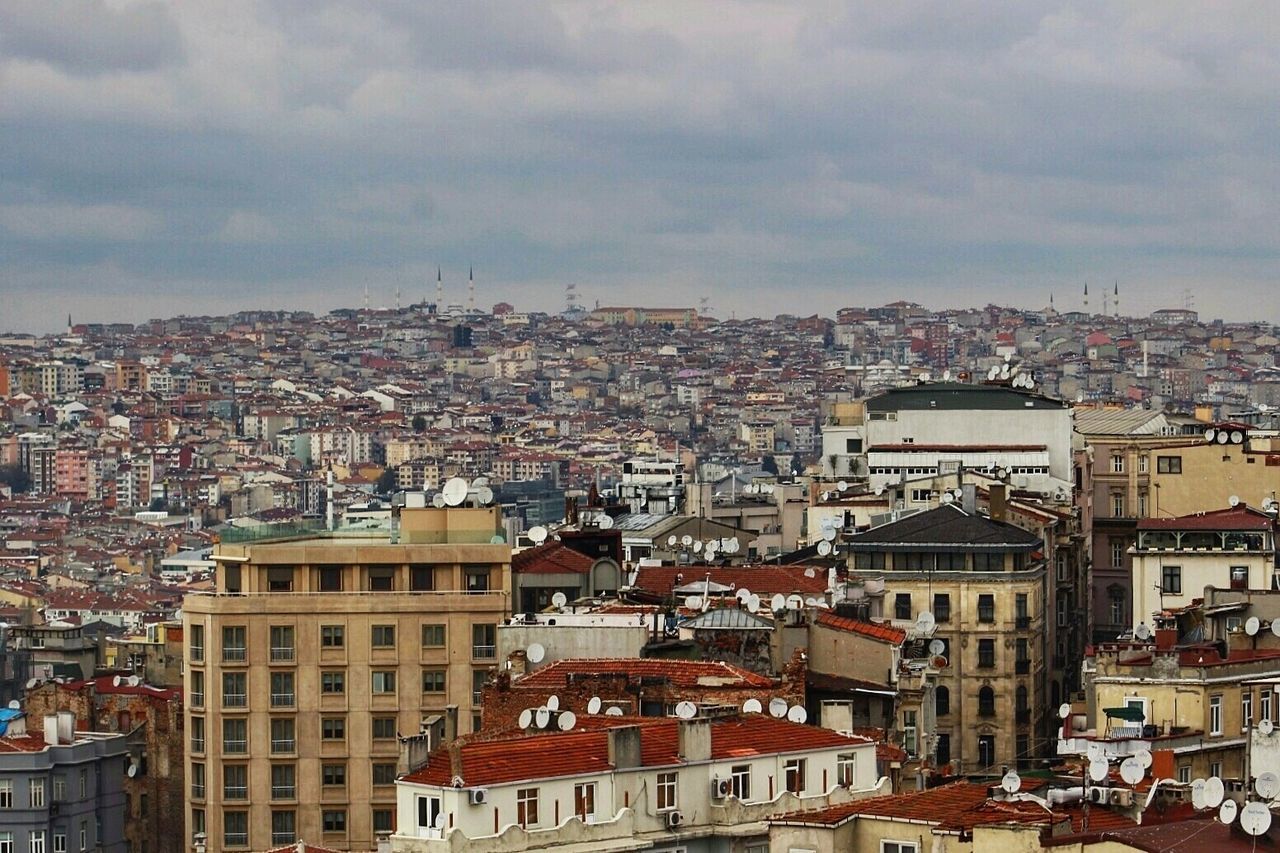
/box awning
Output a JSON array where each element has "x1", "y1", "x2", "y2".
[{"x1": 1103, "y1": 706, "x2": 1145, "y2": 723}]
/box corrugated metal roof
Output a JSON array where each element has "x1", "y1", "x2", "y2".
[{"x1": 680, "y1": 608, "x2": 773, "y2": 630}]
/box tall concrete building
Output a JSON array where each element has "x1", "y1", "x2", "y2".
[{"x1": 184, "y1": 505, "x2": 512, "y2": 853}]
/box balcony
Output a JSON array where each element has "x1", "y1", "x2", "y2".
[
  {"x1": 190, "y1": 692, "x2": 204, "y2": 708},
  {"x1": 472, "y1": 645, "x2": 497, "y2": 660},
  {"x1": 272, "y1": 833, "x2": 296, "y2": 846},
  {"x1": 190, "y1": 646, "x2": 204, "y2": 662},
  {"x1": 224, "y1": 785, "x2": 248, "y2": 800},
  {"x1": 272, "y1": 785, "x2": 296, "y2": 800},
  {"x1": 191, "y1": 784, "x2": 205, "y2": 800},
  {"x1": 191, "y1": 738, "x2": 205, "y2": 754},
  {"x1": 223, "y1": 693, "x2": 247, "y2": 708},
  {"x1": 222, "y1": 648, "x2": 247, "y2": 663},
  {"x1": 224, "y1": 833, "x2": 248, "y2": 848},
  {"x1": 271, "y1": 693, "x2": 295, "y2": 708},
  {"x1": 271, "y1": 739, "x2": 296, "y2": 754},
  {"x1": 224, "y1": 739, "x2": 248, "y2": 754},
  {"x1": 270, "y1": 647, "x2": 295, "y2": 663}
]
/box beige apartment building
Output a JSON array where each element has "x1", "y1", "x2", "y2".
[{"x1": 184, "y1": 505, "x2": 512, "y2": 853}]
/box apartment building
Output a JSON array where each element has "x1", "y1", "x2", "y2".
[
  {"x1": 184, "y1": 505, "x2": 512, "y2": 853},
  {"x1": 846, "y1": 503, "x2": 1046, "y2": 773}
]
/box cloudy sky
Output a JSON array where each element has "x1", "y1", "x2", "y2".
[{"x1": 2, "y1": 1, "x2": 1278, "y2": 332}]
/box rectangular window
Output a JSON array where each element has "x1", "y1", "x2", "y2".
[
  {"x1": 1138, "y1": 490, "x2": 1148, "y2": 517},
  {"x1": 223, "y1": 765, "x2": 248, "y2": 800},
  {"x1": 270, "y1": 718, "x2": 295, "y2": 753},
  {"x1": 54, "y1": 836, "x2": 66, "y2": 853},
  {"x1": 933, "y1": 593, "x2": 951, "y2": 623},
  {"x1": 191, "y1": 763, "x2": 205, "y2": 799},
  {"x1": 656, "y1": 772, "x2": 678, "y2": 811},
  {"x1": 1211, "y1": 761, "x2": 1222, "y2": 778},
  {"x1": 318, "y1": 566, "x2": 343, "y2": 592},
  {"x1": 422, "y1": 670, "x2": 446, "y2": 693},
  {"x1": 472, "y1": 623, "x2": 497, "y2": 659},
  {"x1": 223, "y1": 718, "x2": 247, "y2": 754},
  {"x1": 978, "y1": 639, "x2": 996, "y2": 668},
  {"x1": 373, "y1": 717, "x2": 397, "y2": 739},
  {"x1": 1263, "y1": 691, "x2": 1273, "y2": 724},
  {"x1": 1177, "y1": 764, "x2": 1191, "y2": 784},
  {"x1": 973, "y1": 552, "x2": 1004, "y2": 571},
  {"x1": 837, "y1": 753, "x2": 857, "y2": 787},
  {"x1": 977, "y1": 594, "x2": 995, "y2": 623},
  {"x1": 1162, "y1": 565, "x2": 1182, "y2": 595},
  {"x1": 1157, "y1": 456, "x2": 1182, "y2": 474},
  {"x1": 1210, "y1": 695, "x2": 1223, "y2": 736},
  {"x1": 978, "y1": 735, "x2": 995, "y2": 768},
  {"x1": 1243, "y1": 692, "x2": 1254, "y2": 731},
  {"x1": 270, "y1": 672, "x2": 295, "y2": 708},
  {"x1": 270, "y1": 626, "x2": 295, "y2": 662},
  {"x1": 372, "y1": 671, "x2": 397, "y2": 694},
  {"x1": 267, "y1": 567, "x2": 295, "y2": 592},
  {"x1": 410, "y1": 565, "x2": 435, "y2": 591},
  {"x1": 1231, "y1": 566, "x2": 1249, "y2": 590},
  {"x1": 189, "y1": 625, "x2": 204, "y2": 662},
  {"x1": 0, "y1": 835, "x2": 12, "y2": 853},
  {"x1": 1111, "y1": 454, "x2": 1125, "y2": 473},
  {"x1": 0, "y1": 780, "x2": 12, "y2": 808},
  {"x1": 372, "y1": 763, "x2": 397, "y2": 786},
  {"x1": 223, "y1": 811, "x2": 248, "y2": 848},
  {"x1": 784, "y1": 758, "x2": 806, "y2": 794},
  {"x1": 221, "y1": 626, "x2": 246, "y2": 662},
  {"x1": 730, "y1": 764, "x2": 751, "y2": 800},
  {"x1": 322, "y1": 811, "x2": 347, "y2": 834},
  {"x1": 322, "y1": 764, "x2": 346, "y2": 788},
  {"x1": 517, "y1": 788, "x2": 540, "y2": 828},
  {"x1": 322, "y1": 718, "x2": 345, "y2": 740},
  {"x1": 1111, "y1": 539, "x2": 1126, "y2": 569},
  {"x1": 894, "y1": 593, "x2": 912, "y2": 620},
  {"x1": 29, "y1": 779, "x2": 44, "y2": 808},
  {"x1": 1111, "y1": 493, "x2": 1125, "y2": 517},
  {"x1": 372, "y1": 625, "x2": 396, "y2": 647},
  {"x1": 367, "y1": 566, "x2": 396, "y2": 591},
  {"x1": 31, "y1": 833, "x2": 45, "y2": 853},
  {"x1": 373, "y1": 810, "x2": 395, "y2": 834},
  {"x1": 465, "y1": 567, "x2": 490, "y2": 593},
  {"x1": 1139, "y1": 455, "x2": 1149, "y2": 473},
  {"x1": 421, "y1": 624, "x2": 446, "y2": 647},
  {"x1": 574, "y1": 782, "x2": 596, "y2": 821},
  {"x1": 190, "y1": 717, "x2": 205, "y2": 753},
  {"x1": 321, "y1": 625, "x2": 345, "y2": 648},
  {"x1": 222, "y1": 672, "x2": 247, "y2": 707},
  {"x1": 190, "y1": 670, "x2": 205, "y2": 707},
  {"x1": 854, "y1": 552, "x2": 886, "y2": 570},
  {"x1": 271, "y1": 811, "x2": 296, "y2": 846},
  {"x1": 903, "y1": 710, "x2": 918, "y2": 757},
  {"x1": 881, "y1": 843, "x2": 920, "y2": 853},
  {"x1": 53, "y1": 777, "x2": 65, "y2": 802},
  {"x1": 271, "y1": 764, "x2": 295, "y2": 800},
  {"x1": 321, "y1": 671, "x2": 345, "y2": 694}
]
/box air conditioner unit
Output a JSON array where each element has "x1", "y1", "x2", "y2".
[
  {"x1": 468, "y1": 788, "x2": 489, "y2": 805},
  {"x1": 711, "y1": 777, "x2": 732, "y2": 799},
  {"x1": 665, "y1": 810, "x2": 685, "y2": 828},
  {"x1": 1089, "y1": 787, "x2": 1108, "y2": 803},
  {"x1": 1109, "y1": 789, "x2": 1133, "y2": 806}
]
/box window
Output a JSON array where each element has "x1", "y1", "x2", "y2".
[
  {"x1": 321, "y1": 625, "x2": 345, "y2": 648},
  {"x1": 882, "y1": 843, "x2": 919, "y2": 853},
  {"x1": 854, "y1": 552, "x2": 886, "y2": 570},
  {"x1": 846, "y1": 437, "x2": 863, "y2": 453},
  {"x1": 465, "y1": 567, "x2": 490, "y2": 593},
  {"x1": 271, "y1": 811, "x2": 296, "y2": 846},
  {"x1": 1111, "y1": 454, "x2": 1124, "y2": 474},
  {"x1": 373, "y1": 716, "x2": 397, "y2": 739},
  {"x1": 222, "y1": 626, "x2": 246, "y2": 662},
  {"x1": 978, "y1": 735, "x2": 995, "y2": 769},
  {"x1": 224, "y1": 811, "x2": 248, "y2": 847},
  {"x1": 973, "y1": 551, "x2": 1004, "y2": 571},
  {"x1": 1243, "y1": 692, "x2": 1254, "y2": 730},
  {"x1": 270, "y1": 718, "x2": 295, "y2": 753},
  {"x1": 977, "y1": 594, "x2": 995, "y2": 623},
  {"x1": 472, "y1": 623, "x2": 497, "y2": 659},
  {"x1": 373, "y1": 763, "x2": 397, "y2": 786},
  {"x1": 410, "y1": 565, "x2": 435, "y2": 591},
  {"x1": 78, "y1": 769, "x2": 86, "y2": 798},
  {"x1": 372, "y1": 625, "x2": 396, "y2": 647},
  {"x1": 1211, "y1": 761, "x2": 1222, "y2": 778},
  {"x1": 270, "y1": 626, "x2": 295, "y2": 662},
  {"x1": 731, "y1": 764, "x2": 751, "y2": 800},
  {"x1": 1109, "y1": 587, "x2": 1126, "y2": 626},
  {"x1": 191, "y1": 763, "x2": 205, "y2": 799},
  {"x1": 517, "y1": 788, "x2": 540, "y2": 828},
  {"x1": 1263, "y1": 690, "x2": 1272, "y2": 725},
  {"x1": 1138, "y1": 490, "x2": 1148, "y2": 517},
  {"x1": 223, "y1": 765, "x2": 248, "y2": 800},
  {"x1": 1162, "y1": 565, "x2": 1182, "y2": 595},
  {"x1": 190, "y1": 625, "x2": 204, "y2": 661},
  {"x1": 1177, "y1": 764, "x2": 1191, "y2": 783},
  {"x1": 271, "y1": 672, "x2": 295, "y2": 707},
  {"x1": 936, "y1": 685, "x2": 950, "y2": 716},
  {"x1": 1139, "y1": 455, "x2": 1149, "y2": 473},
  {"x1": 79, "y1": 822, "x2": 87, "y2": 853},
  {"x1": 190, "y1": 670, "x2": 205, "y2": 707},
  {"x1": 1111, "y1": 492, "x2": 1125, "y2": 517},
  {"x1": 421, "y1": 624, "x2": 446, "y2": 647},
  {"x1": 372, "y1": 671, "x2": 397, "y2": 694},
  {"x1": 1157, "y1": 455, "x2": 1182, "y2": 474},
  {"x1": 1110, "y1": 539, "x2": 1126, "y2": 569},
  {"x1": 979, "y1": 686, "x2": 995, "y2": 716},
  {"x1": 978, "y1": 639, "x2": 995, "y2": 668},
  {"x1": 53, "y1": 777, "x2": 65, "y2": 802},
  {"x1": 318, "y1": 566, "x2": 343, "y2": 592},
  {"x1": 1016, "y1": 638, "x2": 1030, "y2": 672},
  {"x1": 322, "y1": 811, "x2": 347, "y2": 834},
  {"x1": 322, "y1": 718, "x2": 345, "y2": 740},
  {"x1": 29, "y1": 778, "x2": 44, "y2": 808},
  {"x1": 422, "y1": 670, "x2": 446, "y2": 693},
  {"x1": 321, "y1": 671, "x2": 345, "y2": 694},
  {"x1": 222, "y1": 672, "x2": 247, "y2": 707},
  {"x1": 373, "y1": 810, "x2": 395, "y2": 833},
  {"x1": 0, "y1": 780, "x2": 11, "y2": 808},
  {"x1": 657, "y1": 772, "x2": 678, "y2": 811},
  {"x1": 1210, "y1": 695, "x2": 1223, "y2": 736},
  {"x1": 837, "y1": 752, "x2": 857, "y2": 787},
  {"x1": 1231, "y1": 566, "x2": 1249, "y2": 590},
  {"x1": 903, "y1": 710, "x2": 918, "y2": 757},
  {"x1": 54, "y1": 836, "x2": 66, "y2": 853},
  {"x1": 190, "y1": 717, "x2": 205, "y2": 753},
  {"x1": 894, "y1": 593, "x2": 912, "y2": 620},
  {"x1": 223, "y1": 718, "x2": 247, "y2": 753},
  {"x1": 267, "y1": 567, "x2": 294, "y2": 592},
  {"x1": 933, "y1": 593, "x2": 951, "y2": 622},
  {"x1": 416, "y1": 796, "x2": 442, "y2": 835},
  {"x1": 936, "y1": 733, "x2": 951, "y2": 766},
  {"x1": 784, "y1": 758, "x2": 806, "y2": 794},
  {"x1": 574, "y1": 782, "x2": 596, "y2": 820},
  {"x1": 322, "y1": 764, "x2": 346, "y2": 788},
  {"x1": 910, "y1": 489, "x2": 932, "y2": 502},
  {"x1": 31, "y1": 835, "x2": 46, "y2": 853},
  {"x1": 271, "y1": 764, "x2": 295, "y2": 799},
  {"x1": 367, "y1": 566, "x2": 396, "y2": 591}
]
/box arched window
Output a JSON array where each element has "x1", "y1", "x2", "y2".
[
  {"x1": 978, "y1": 686, "x2": 995, "y2": 716},
  {"x1": 1016, "y1": 684, "x2": 1028, "y2": 712},
  {"x1": 936, "y1": 685, "x2": 950, "y2": 716}
]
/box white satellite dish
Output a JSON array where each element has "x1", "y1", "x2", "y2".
[
  {"x1": 1059, "y1": 703, "x2": 1072, "y2": 720},
  {"x1": 1205, "y1": 776, "x2": 1226, "y2": 808},
  {"x1": 685, "y1": 596, "x2": 702, "y2": 610},
  {"x1": 1120, "y1": 757, "x2": 1144, "y2": 786},
  {"x1": 587, "y1": 697, "x2": 602, "y2": 715},
  {"x1": 1191, "y1": 779, "x2": 1207, "y2": 810},
  {"x1": 667, "y1": 535, "x2": 678, "y2": 547},
  {"x1": 5, "y1": 700, "x2": 18, "y2": 710},
  {"x1": 768, "y1": 697, "x2": 788, "y2": 718},
  {"x1": 1247, "y1": 616, "x2": 1261, "y2": 636},
  {"x1": 786, "y1": 594, "x2": 804, "y2": 611},
  {"x1": 433, "y1": 813, "x2": 445, "y2": 830},
  {"x1": 557, "y1": 711, "x2": 577, "y2": 731},
  {"x1": 742, "y1": 698, "x2": 763, "y2": 714},
  {"x1": 1256, "y1": 771, "x2": 1280, "y2": 800},
  {"x1": 1134, "y1": 748, "x2": 1152, "y2": 769},
  {"x1": 747, "y1": 594, "x2": 760, "y2": 613},
  {"x1": 518, "y1": 708, "x2": 533, "y2": 729},
  {"x1": 682, "y1": 535, "x2": 694, "y2": 547},
  {"x1": 129, "y1": 675, "x2": 141, "y2": 687},
  {"x1": 598, "y1": 514, "x2": 615, "y2": 530},
  {"x1": 442, "y1": 477, "x2": 469, "y2": 506},
  {"x1": 112, "y1": 675, "x2": 122, "y2": 687},
  {"x1": 770, "y1": 594, "x2": 786, "y2": 611},
  {"x1": 942, "y1": 370, "x2": 951, "y2": 382},
  {"x1": 1219, "y1": 799, "x2": 1238, "y2": 825},
  {"x1": 836, "y1": 480, "x2": 849, "y2": 492},
  {"x1": 1232, "y1": 431, "x2": 1245, "y2": 445},
  {"x1": 736, "y1": 588, "x2": 751, "y2": 602},
  {"x1": 1001, "y1": 771, "x2": 1021, "y2": 794},
  {"x1": 916, "y1": 611, "x2": 936, "y2": 634},
  {"x1": 727, "y1": 538, "x2": 740, "y2": 553},
  {"x1": 692, "y1": 540, "x2": 703, "y2": 553},
  {"x1": 527, "y1": 643, "x2": 546, "y2": 664},
  {"x1": 1205, "y1": 428, "x2": 1218, "y2": 443},
  {"x1": 1218, "y1": 431, "x2": 1230, "y2": 445},
  {"x1": 1230, "y1": 494, "x2": 1241, "y2": 507},
  {"x1": 919, "y1": 373, "x2": 931, "y2": 383},
  {"x1": 605, "y1": 706, "x2": 624, "y2": 717},
  {"x1": 431, "y1": 493, "x2": 447, "y2": 508},
  {"x1": 676, "y1": 701, "x2": 697, "y2": 720},
  {"x1": 940, "y1": 492, "x2": 954, "y2": 504},
  {"x1": 1087, "y1": 742, "x2": 1105, "y2": 761},
  {"x1": 874, "y1": 484, "x2": 885, "y2": 496},
  {"x1": 1260, "y1": 718, "x2": 1275, "y2": 736},
  {"x1": 1241, "y1": 801, "x2": 1272, "y2": 836},
  {"x1": 1088, "y1": 758, "x2": 1109, "y2": 782},
  {"x1": 786, "y1": 705, "x2": 808, "y2": 724},
  {"x1": 929, "y1": 639, "x2": 946, "y2": 656},
  {"x1": 476, "y1": 486, "x2": 494, "y2": 505},
  {"x1": 535, "y1": 707, "x2": 551, "y2": 728},
  {"x1": 817, "y1": 541, "x2": 832, "y2": 556},
  {"x1": 546, "y1": 695, "x2": 560, "y2": 712},
  {"x1": 822, "y1": 526, "x2": 837, "y2": 542},
  {"x1": 1271, "y1": 619, "x2": 1280, "y2": 639},
  {"x1": 552, "y1": 591, "x2": 568, "y2": 609},
  {"x1": 804, "y1": 569, "x2": 817, "y2": 579},
  {"x1": 1134, "y1": 623, "x2": 1152, "y2": 641}
]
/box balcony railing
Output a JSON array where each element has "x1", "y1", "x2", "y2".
[
  {"x1": 271, "y1": 739, "x2": 295, "y2": 754},
  {"x1": 224, "y1": 833, "x2": 248, "y2": 848},
  {"x1": 224, "y1": 785, "x2": 248, "y2": 800},
  {"x1": 271, "y1": 833, "x2": 296, "y2": 845},
  {"x1": 224, "y1": 739, "x2": 247, "y2": 754},
  {"x1": 191, "y1": 738, "x2": 205, "y2": 753},
  {"x1": 472, "y1": 645, "x2": 497, "y2": 660},
  {"x1": 271, "y1": 693, "x2": 295, "y2": 708},
  {"x1": 223, "y1": 693, "x2": 247, "y2": 708},
  {"x1": 270, "y1": 647, "x2": 295, "y2": 662},
  {"x1": 191, "y1": 784, "x2": 205, "y2": 799},
  {"x1": 190, "y1": 646, "x2": 204, "y2": 662},
  {"x1": 190, "y1": 692, "x2": 204, "y2": 708},
  {"x1": 222, "y1": 648, "x2": 247, "y2": 663},
  {"x1": 272, "y1": 785, "x2": 296, "y2": 800}
]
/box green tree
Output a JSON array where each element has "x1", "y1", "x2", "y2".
[
  {"x1": 0, "y1": 465, "x2": 31, "y2": 493},
  {"x1": 412, "y1": 414, "x2": 427, "y2": 433},
  {"x1": 375, "y1": 466, "x2": 398, "y2": 494}
]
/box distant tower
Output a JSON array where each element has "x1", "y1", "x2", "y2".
[
  {"x1": 436, "y1": 266, "x2": 443, "y2": 309},
  {"x1": 364, "y1": 282, "x2": 369, "y2": 313},
  {"x1": 699, "y1": 295, "x2": 712, "y2": 318},
  {"x1": 566, "y1": 283, "x2": 578, "y2": 314},
  {"x1": 1048, "y1": 292, "x2": 1055, "y2": 316},
  {"x1": 468, "y1": 266, "x2": 475, "y2": 313},
  {"x1": 1083, "y1": 282, "x2": 1089, "y2": 313},
  {"x1": 1103, "y1": 287, "x2": 1108, "y2": 317},
  {"x1": 395, "y1": 284, "x2": 401, "y2": 312},
  {"x1": 66, "y1": 313, "x2": 72, "y2": 335},
  {"x1": 1113, "y1": 281, "x2": 1119, "y2": 318}
]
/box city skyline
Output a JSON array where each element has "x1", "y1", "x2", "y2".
[{"x1": 3, "y1": 1, "x2": 1279, "y2": 332}]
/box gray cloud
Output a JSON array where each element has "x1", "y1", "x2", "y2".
[{"x1": 0, "y1": 0, "x2": 184, "y2": 75}]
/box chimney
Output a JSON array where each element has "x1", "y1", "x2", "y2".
[
  {"x1": 961, "y1": 483, "x2": 977, "y2": 515},
  {"x1": 376, "y1": 833, "x2": 392, "y2": 853},
  {"x1": 444, "y1": 704, "x2": 459, "y2": 743},
  {"x1": 57, "y1": 711, "x2": 75, "y2": 744},
  {"x1": 989, "y1": 483, "x2": 1007, "y2": 522},
  {"x1": 677, "y1": 718, "x2": 711, "y2": 762},
  {"x1": 607, "y1": 725, "x2": 643, "y2": 769},
  {"x1": 44, "y1": 714, "x2": 59, "y2": 745}
]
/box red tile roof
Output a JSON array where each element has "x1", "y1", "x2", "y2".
[
  {"x1": 512, "y1": 540, "x2": 594, "y2": 574},
  {"x1": 515, "y1": 658, "x2": 776, "y2": 689},
  {"x1": 1138, "y1": 505, "x2": 1274, "y2": 531},
  {"x1": 814, "y1": 611, "x2": 907, "y2": 645},
  {"x1": 0, "y1": 733, "x2": 48, "y2": 753},
  {"x1": 633, "y1": 564, "x2": 828, "y2": 597}
]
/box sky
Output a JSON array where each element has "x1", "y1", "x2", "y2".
[{"x1": 2, "y1": 0, "x2": 1279, "y2": 333}]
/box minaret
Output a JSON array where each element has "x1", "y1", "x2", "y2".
[
  {"x1": 1083, "y1": 282, "x2": 1089, "y2": 313},
  {"x1": 363, "y1": 282, "x2": 369, "y2": 313},
  {"x1": 1113, "y1": 281, "x2": 1119, "y2": 318},
  {"x1": 66, "y1": 313, "x2": 72, "y2": 335},
  {"x1": 468, "y1": 266, "x2": 475, "y2": 314},
  {"x1": 436, "y1": 266, "x2": 443, "y2": 309},
  {"x1": 1103, "y1": 287, "x2": 1108, "y2": 317}
]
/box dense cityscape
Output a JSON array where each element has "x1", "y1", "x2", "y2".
[{"x1": 0, "y1": 294, "x2": 1278, "y2": 852}]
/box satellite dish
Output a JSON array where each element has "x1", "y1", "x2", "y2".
[
  {"x1": 1257, "y1": 771, "x2": 1280, "y2": 800},
  {"x1": 1005, "y1": 352, "x2": 1012, "y2": 363},
  {"x1": 1205, "y1": 776, "x2": 1226, "y2": 808},
  {"x1": 476, "y1": 486, "x2": 494, "y2": 505},
  {"x1": 1134, "y1": 748, "x2": 1152, "y2": 769},
  {"x1": 919, "y1": 373, "x2": 931, "y2": 383},
  {"x1": 822, "y1": 526, "x2": 837, "y2": 542},
  {"x1": 535, "y1": 707, "x2": 551, "y2": 728},
  {"x1": 916, "y1": 611, "x2": 936, "y2": 634},
  {"x1": 874, "y1": 484, "x2": 885, "y2": 496},
  {"x1": 667, "y1": 535, "x2": 678, "y2": 547},
  {"x1": 1271, "y1": 619, "x2": 1280, "y2": 639},
  {"x1": 685, "y1": 596, "x2": 703, "y2": 610},
  {"x1": 433, "y1": 813, "x2": 445, "y2": 829},
  {"x1": 527, "y1": 525, "x2": 548, "y2": 545},
  {"x1": 558, "y1": 711, "x2": 577, "y2": 731},
  {"x1": 1191, "y1": 779, "x2": 1207, "y2": 810},
  {"x1": 940, "y1": 492, "x2": 954, "y2": 505},
  {"x1": 786, "y1": 594, "x2": 804, "y2": 610},
  {"x1": 489, "y1": 534, "x2": 506, "y2": 544},
  {"x1": 768, "y1": 697, "x2": 788, "y2": 718},
  {"x1": 676, "y1": 701, "x2": 697, "y2": 720},
  {"x1": 1205, "y1": 428, "x2": 1217, "y2": 442},
  {"x1": 736, "y1": 588, "x2": 751, "y2": 602},
  {"x1": 552, "y1": 591, "x2": 568, "y2": 608},
  {"x1": 605, "y1": 706, "x2": 624, "y2": 716},
  {"x1": 804, "y1": 569, "x2": 817, "y2": 579},
  {"x1": 129, "y1": 675, "x2": 140, "y2": 687},
  {"x1": 1241, "y1": 801, "x2": 1272, "y2": 836},
  {"x1": 442, "y1": 477, "x2": 469, "y2": 506},
  {"x1": 518, "y1": 708, "x2": 533, "y2": 728},
  {"x1": 587, "y1": 697, "x2": 602, "y2": 715},
  {"x1": 112, "y1": 675, "x2": 122, "y2": 687},
  {"x1": 527, "y1": 643, "x2": 546, "y2": 664},
  {"x1": 929, "y1": 639, "x2": 946, "y2": 656},
  {"x1": 681, "y1": 535, "x2": 694, "y2": 547},
  {"x1": 1247, "y1": 616, "x2": 1261, "y2": 636},
  {"x1": 1230, "y1": 495, "x2": 1241, "y2": 507},
  {"x1": 817, "y1": 541, "x2": 832, "y2": 556},
  {"x1": 742, "y1": 698, "x2": 763, "y2": 714},
  {"x1": 1218, "y1": 431, "x2": 1230, "y2": 445},
  {"x1": 1088, "y1": 758, "x2": 1109, "y2": 782},
  {"x1": 1260, "y1": 718, "x2": 1275, "y2": 735},
  {"x1": 727, "y1": 538, "x2": 740, "y2": 553},
  {"x1": 943, "y1": 370, "x2": 951, "y2": 381},
  {"x1": 546, "y1": 695, "x2": 560, "y2": 712},
  {"x1": 692, "y1": 540, "x2": 703, "y2": 553},
  {"x1": 5, "y1": 700, "x2": 18, "y2": 710},
  {"x1": 1001, "y1": 771, "x2": 1021, "y2": 794},
  {"x1": 597, "y1": 514, "x2": 614, "y2": 530},
  {"x1": 747, "y1": 594, "x2": 760, "y2": 613},
  {"x1": 836, "y1": 480, "x2": 849, "y2": 492},
  {"x1": 431, "y1": 493, "x2": 447, "y2": 508},
  {"x1": 1232, "y1": 431, "x2": 1245, "y2": 444},
  {"x1": 1087, "y1": 742, "x2": 1105, "y2": 762},
  {"x1": 1059, "y1": 703, "x2": 1072, "y2": 720},
  {"x1": 786, "y1": 705, "x2": 808, "y2": 724},
  {"x1": 1134, "y1": 623, "x2": 1152, "y2": 641},
  {"x1": 1120, "y1": 757, "x2": 1144, "y2": 785},
  {"x1": 1219, "y1": 799, "x2": 1238, "y2": 825},
  {"x1": 770, "y1": 594, "x2": 786, "y2": 611}
]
